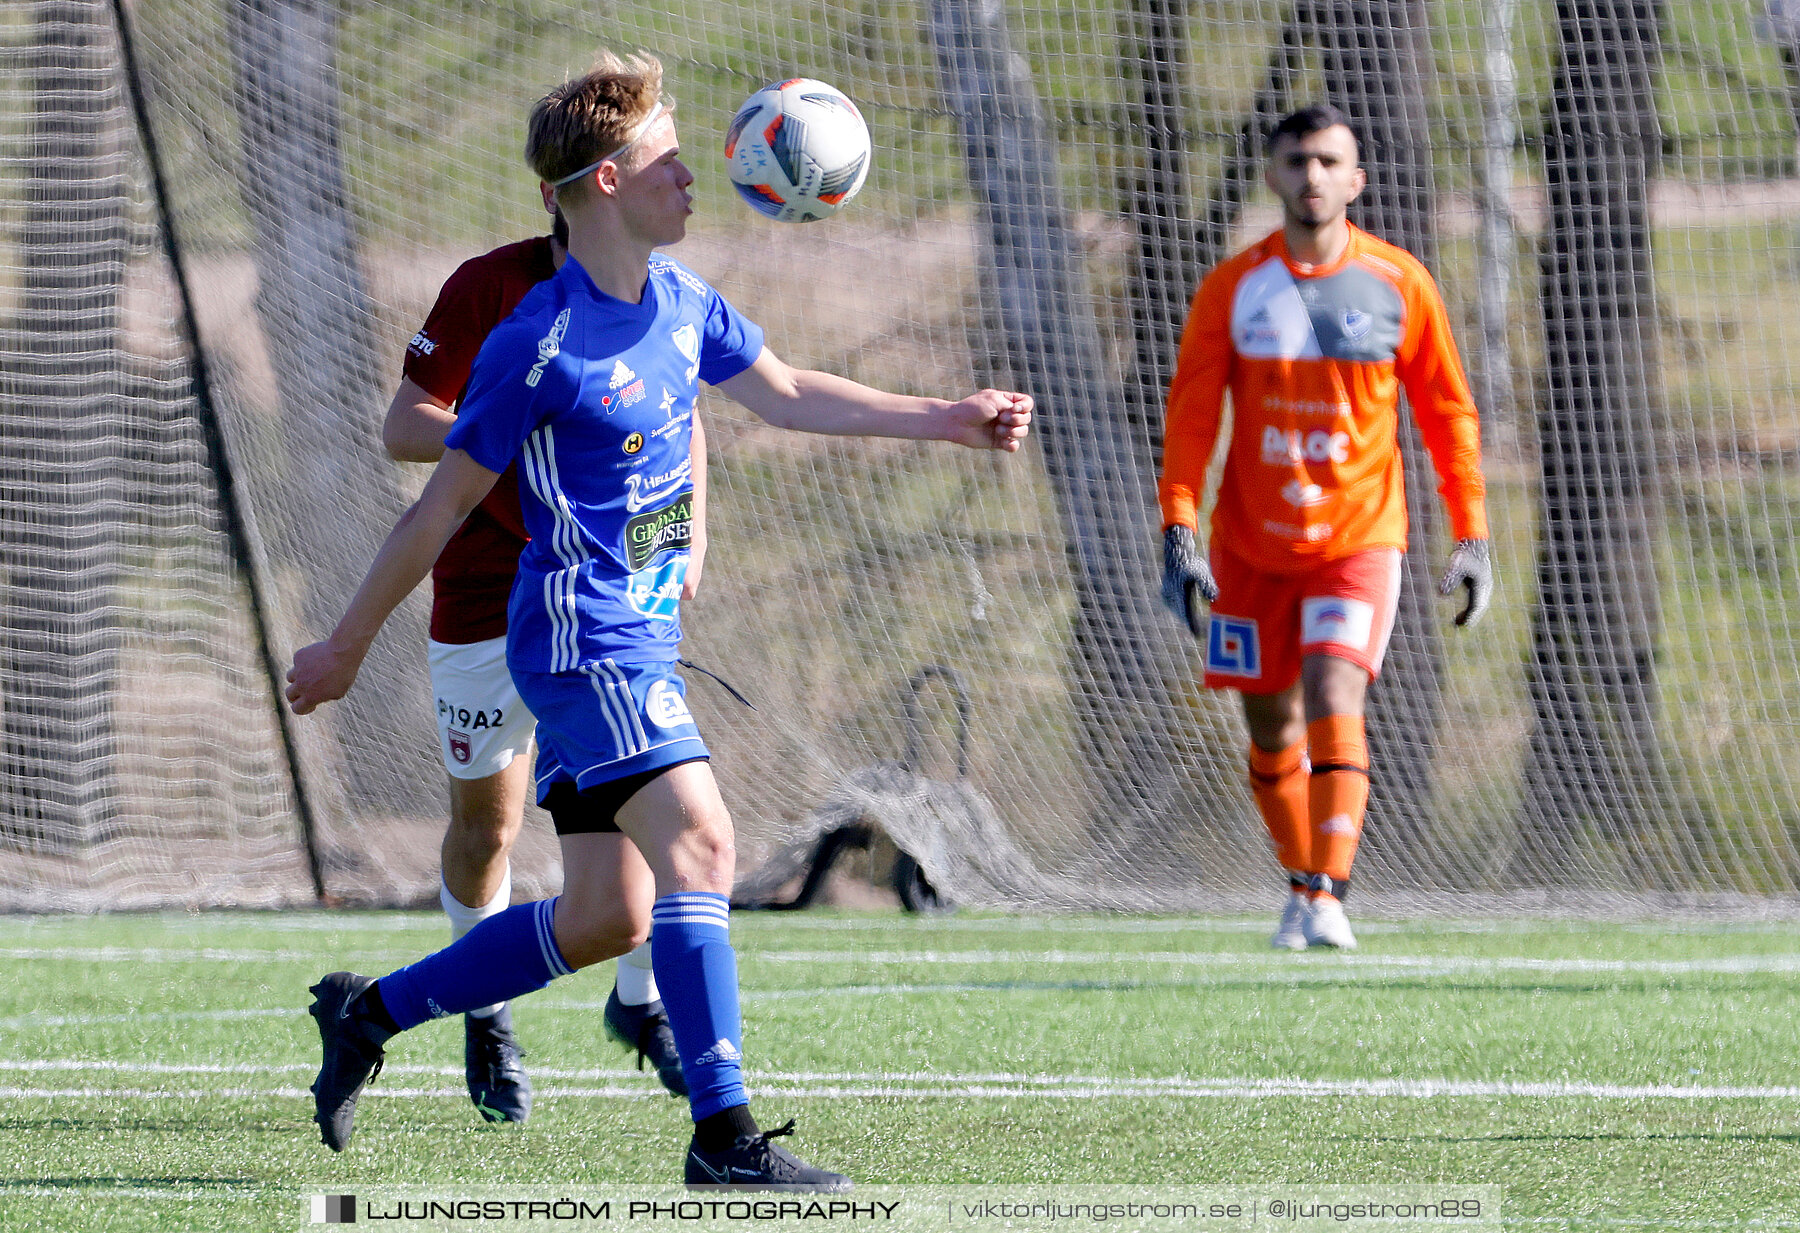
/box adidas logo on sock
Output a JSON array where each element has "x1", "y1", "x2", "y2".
[
  {"x1": 426, "y1": 998, "x2": 447, "y2": 1019},
  {"x1": 1319, "y1": 813, "x2": 1357, "y2": 835},
  {"x1": 692, "y1": 1038, "x2": 741, "y2": 1067}
]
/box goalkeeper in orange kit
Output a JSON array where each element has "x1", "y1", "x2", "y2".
[{"x1": 1158, "y1": 104, "x2": 1493, "y2": 949}]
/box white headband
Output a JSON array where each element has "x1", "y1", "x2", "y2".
[{"x1": 550, "y1": 102, "x2": 666, "y2": 189}]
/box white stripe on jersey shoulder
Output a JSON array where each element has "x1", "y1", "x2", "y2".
[
  {"x1": 1354, "y1": 248, "x2": 1406, "y2": 282},
  {"x1": 1231, "y1": 256, "x2": 1324, "y2": 361}
]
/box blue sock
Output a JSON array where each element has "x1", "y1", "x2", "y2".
[
  {"x1": 650, "y1": 892, "x2": 747, "y2": 1120},
  {"x1": 378, "y1": 898, "x2": 573, "y2": 1031}
]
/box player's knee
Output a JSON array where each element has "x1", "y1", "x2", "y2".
[
  {"x1": 556, "y1": 904, "x2": 649, "y2": 969},
  {"x1": 668, "y1": 807, "x2": 736, "y2": 893},
  {"x1": 447, "y1": 791, "x2": 522, "y2": 853},
  {"x1": 444, "y1": 816, "x2": 517, "y2": 870}
]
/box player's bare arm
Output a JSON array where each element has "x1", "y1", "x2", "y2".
[
  {"x1": 382, "y1": 377, "x2": 459, "y2": 463},
  {"x1": 716, "y1": 348, "x2": 1032, "y2": 451},
  {"x1": 287, "y1": 449, "x2": 501, "y2": 714},
  {"x1": 683, "y1": 413, "x2": 708, "y2": 600}
]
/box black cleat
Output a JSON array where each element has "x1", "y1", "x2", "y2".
[
  {"x1": 685, "y1": 1120, "x2": 852, "y2": 1191},
  {"x1": 466, "y1": 1004, "x2": 532, "y2": 1124},
  {"x1": 604, "y1": 989, "x2": 688, "y2": 1096},
  {"x1": 307, "y1": 972, "x2": 391, "y2": 1152}
]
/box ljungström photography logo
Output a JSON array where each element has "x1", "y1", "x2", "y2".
[{"x1": 310, "y1": 1193, "x2": 355, "y2": 1224}]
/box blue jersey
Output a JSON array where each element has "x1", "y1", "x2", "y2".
[{"x1": 445, "y1": 254, "x2": 764, "y2": 672}]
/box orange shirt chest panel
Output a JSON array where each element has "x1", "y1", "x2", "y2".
[{"x1": 1218, "y1": 254, "x2": 1409, "y2": 571}]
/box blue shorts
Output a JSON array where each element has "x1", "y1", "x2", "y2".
[{"x1": 513, "y1": 659, "x2": 711, "y2": 802}]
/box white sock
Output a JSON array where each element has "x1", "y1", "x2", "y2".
[
  {"x1": 441, "y1": 867, "x2": 512, "y2": 1018},
  {"x1": 613, "y1": 937, "x2": 660, "y2": 1006}
]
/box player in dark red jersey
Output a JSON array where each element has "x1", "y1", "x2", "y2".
[{"x1": 385, "y1": 196, "x2": 692, "y2": 1123}]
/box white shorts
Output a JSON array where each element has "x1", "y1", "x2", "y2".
[{"x1": 427, "y1": 636, "x2": 537, "y2": 780}]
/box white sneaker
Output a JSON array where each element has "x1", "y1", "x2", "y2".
[
  {"x1": 1302, "y1": 894, "x2": 1358, "y2": 950},
  {"x1": 1270, "y1": 891, "x2": 1308, "y2": 950}
]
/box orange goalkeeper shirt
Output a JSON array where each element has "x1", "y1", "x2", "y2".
[{"x1": 1159, "y1": 224, "x2": 1487, "y2": 572}]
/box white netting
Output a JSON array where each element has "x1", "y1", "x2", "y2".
[{"x1": 6, "y1": 0, "x2": 1800, "y2": 914}]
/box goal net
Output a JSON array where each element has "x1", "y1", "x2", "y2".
[{"x1": 5, "y1": 0, "x2": 1799, "y2": 915}]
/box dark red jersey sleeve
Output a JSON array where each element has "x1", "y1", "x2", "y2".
[{"x1": 403, "y1": 257, "x2": 509, "y2": 406}]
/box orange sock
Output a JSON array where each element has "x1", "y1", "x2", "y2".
[
  {"x1": 1307, "y1": 715, "x2": 1368, "y2": 886},
  {"x1": 1248, "y1": 741, "x2": 1310, "y2": 879}
]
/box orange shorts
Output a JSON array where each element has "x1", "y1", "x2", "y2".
[{"x1": 1202, "y1": 546, "x2": 1403, "y2": 694}]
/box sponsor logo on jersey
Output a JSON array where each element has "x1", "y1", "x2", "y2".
[
  {"x1": 1262, "y1": 395, "x2": 1351, "y2": 420},
  {"x1": 659, "y1": 387, "x2": 677, "y2": 416},
  {"x1": 625, "y1": 491, "x2": 692, "y2": 570},
  {"x1": 646, "y1": 679, "x2": 693, "y2": 729},
  {"x1": 1302, "y1": 595, "x2": 1374, "y2": 648},
  {"x1": 623, "y1": 432, "x2": 644, "y2": 455},
  {"x1": 1207, "y1": 615, "x2": 1261, "y2": 678},
  {"x1": 651, "y1": 409, "x2": 691, "y2": 441},
  {"x1": 448, "y1": 729, "x2": 471, "y2": 764},
  {"x1": 408, "y1": 330, "x2": 437, "y2": 356},
  {"x1": 526, "y1": 308, "x2": 571, "y2": 388},
  {"x1": 625, "y1": 558, "x2": 685, "y2": 621},
  {"x1": 601, "y1": 379, "x2": 645, "y2": 413},
  {"x1": 608, "y1": 359, "x2": 637, "y2": 389},
  {"x1": 1282, "y1": 479, "x2": 1326, "y2": 507},
  {"x1": 1262, "y1": 426, "x2": 1351, "y2": 466},
  {"x1": 624, "y1": 456, "x2": 693, "y2": 512},
  {"x1": 1240, "y1": 305, "x2": 1280, "y2": 348}
]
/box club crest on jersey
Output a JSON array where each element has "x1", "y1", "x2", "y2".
[
  {"x1": 671, "y1": 323, "x2": 701, "y2": 384},
  {"x1": 1343, "y1": 307, "x2": 1372, "y2": 340},
  {"x1": 526, "y1": 308, "x2": 571, "y2": 388},
  {"x1": 646, "y1": 679, "x2": 693, "y2": 729},
  {"x1": 1207, "y1": 615, "x2": 1261, "y2": 678}
]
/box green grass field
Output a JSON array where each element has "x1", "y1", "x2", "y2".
[{"x1": 2, "y1": 909, "x2": 1798, "y2": 1230}]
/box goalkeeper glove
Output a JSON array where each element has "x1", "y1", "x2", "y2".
[
  {"x1": 1161, "y1": 524, "x2": 1218, "y2": 637},
  {"x1": 1438, "y1": 538, "x2": 1493, "y2": 628}
]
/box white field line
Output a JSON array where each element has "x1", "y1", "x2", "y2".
[
  {"x1": 25, "y1": 913, "x2": 1796, "y2": 935},
  {"x1": 0, "y1": 1187, "x2": 241, "y2": 1200},
  {"x1": 7, "y1": 946, "x2": 1800, "y2": 977},
  {"x1": 0, "y1": 947, "x2": 422, "y2": 964},
  {"x1": 744, "y1": 950, "x2": 1800, "y2": 976},
  {"x1": 3, "y1": 1065, "x2": 1798, "y2": 1101}
]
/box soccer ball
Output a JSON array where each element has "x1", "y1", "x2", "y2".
[{"x1": 724, "y1": 78, "x2": 871, "y2": 223}]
